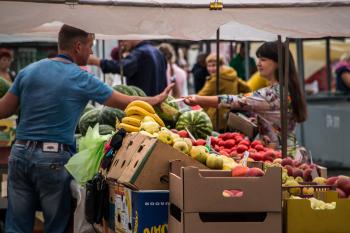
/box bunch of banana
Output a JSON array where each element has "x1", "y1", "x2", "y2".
[{"x1": 117, "y1": 100, "x2": 165, "y2": 132}]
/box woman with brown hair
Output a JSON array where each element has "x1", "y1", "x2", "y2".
[
  {"x1": 0, "y1": 48, "x2": 14, "y2": 83},
  {"x1": 197, "y1": 53, "x2": 251, "y2": 131},
  {"x1": 184, "y1": 41, "x2": 307, "y2": 154}
]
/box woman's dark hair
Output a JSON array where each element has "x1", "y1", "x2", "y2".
[
  {"x1": 256, "y1": 41, "x2": 307, "y2": 123},
  {"x1": 0, "y1": 48, "x2": 12, "y2": 59},
  {"x1": 58, "y1": 24, "x2": 94, "y2": 50}
]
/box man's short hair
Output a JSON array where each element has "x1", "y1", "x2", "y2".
[{"x1": 58, "y1": 24, "x2": 94, "y2": 50}]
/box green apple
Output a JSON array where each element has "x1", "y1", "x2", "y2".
[
  {"x1": 140, "y1": 121, "x2": 160, "y2": 134},
  {"x1": 206, "y1": 154, "x2": 224, "y2": 169},
  {"x1": 183, "y1": 138, "x2": 192, "y2": 152},
  {"x1": 173, "y1": 140, "x2": 189, "y2": 154},
  {"x1": 158, "y1": 130, "x2": 173, "y2": 145},
  {"x1": 139, "y1": 130, "x2": 155, "y2": 138},
  {"x1": 142, "y1": 116, "x2": 156, "y2": 123}
]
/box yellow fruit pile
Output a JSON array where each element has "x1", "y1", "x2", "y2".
[{"x1": 117, "y1": 100, "x2": 165, "y2": 133}]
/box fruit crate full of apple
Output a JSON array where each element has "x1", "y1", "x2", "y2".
[{"x1": 168, "y1": 161, "x2": 283, "y2": 233}]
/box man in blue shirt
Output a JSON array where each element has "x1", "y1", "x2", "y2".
[
  {"x1": 88, "y1": 40, "x2": 168, "y2": 96},
  {"x1": 0, "y1": 25, "x2": 172, "y2": 233}
]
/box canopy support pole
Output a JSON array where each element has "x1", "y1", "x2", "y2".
[
  {"x1": 326, "y1": 37, "x2": 332, "y2": 93},
  {"x1": 216, "y1": 28, "x2": 220, "y2": 131},
  {"x1": 296, "y1": 39, "x2": 305, "y2": 146}
]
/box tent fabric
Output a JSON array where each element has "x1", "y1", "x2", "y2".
[{"x1": 0, "y1": 1, "x2": 350, "y2": 40}]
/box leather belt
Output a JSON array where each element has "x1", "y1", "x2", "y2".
[{"x1": 15, "y1": 140, "x2": 70, "y2": 152}]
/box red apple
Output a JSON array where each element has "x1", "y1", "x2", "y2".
[
  {"x1": 292, "y1": 168, "x2": 303, "y2": 178},
  {"x1": 239, "y1": 139, "x2": 250, "y2": 147},
  {"x1": 336, "y1": 188, "x2": 347, "y2": 198},
  {"x1": 336, "y1": 177, "x2": 350, "y2": 195},
  {"x1": 224, "y1": 139, "x2": 236, "y2": 148},
  {"x1": 299, "y1": 163, "x2": 310, "y2": 170},
  {"x1": 281, "y1": 157, "x2": 294, "y2": 167},
  {"x1": 255, "y1": 144, "x2": 265, "y2": 152},
  {"x1": 303, "y1": 169, "x2": 313, "y2": 182},
  {"x1": 326, "y1": 176, "x2": 339, "y2": 186},
  {"x1": 232, "y1": 166, "x2": 249, "y2": 177},
  {"x1": 177, "y1": 130, "x2": 188, "y2": 138},
  {"x1": 251, "y1": 140, "x2": 262, "y2": 148},
  {"x1": 196, "y1": 139, "x2": 206, "y2": 146},
  {"x1": 237, "y1": 144, "x2": 248, "y2": 154},
  {"x1": 246, "y1": 167, "x2": 265, "y2": 177},
  {"x1": 285, "y1": 165, "x2": 294, "y2": 176}
]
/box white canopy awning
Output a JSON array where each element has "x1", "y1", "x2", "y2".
[{"x1": 0, "y1": 1, "x2": 349, "y2": 40}]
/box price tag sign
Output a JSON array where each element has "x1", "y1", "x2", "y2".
[
  {"x1": 294, "y1": 149, "x2": 303, "y2": 162},
  {"x1": 185, "y1": 127, "x2": 196, "y2": 142},
  {"x1": 242, "y1": 151, "x2": 250, "y2": 167},
  {"x1": 206, "y1": 135, "x2": 211, "y2": 152}
]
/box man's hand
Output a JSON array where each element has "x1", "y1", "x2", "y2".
[
  {"x1": 87, "y1": 55, "x2": 101, "y2": 66},
  {"x1": 152, "y1": 83, "x2": 175, "y2": 105}
]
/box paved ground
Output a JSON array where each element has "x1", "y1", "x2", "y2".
[{"x1": 327, "y1": 169, "x2": 350, "y2": 177}]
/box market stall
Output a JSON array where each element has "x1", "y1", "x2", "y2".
[{"x1": 1, "y1": 1, "x2": 350, "y2": 233}]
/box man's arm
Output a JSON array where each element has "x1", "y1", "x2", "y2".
[
  {"x1": 103, "y1": 84, "x2": 174, "y2": 109},
  {"x1": 0, "y1": 92, "x2": 19, "y2": 119}
]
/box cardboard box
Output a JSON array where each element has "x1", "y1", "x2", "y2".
[
  {"x1": 284, "y1": 191, "x2": 350, "y2": 233},
  {"x1": 108, "y1": 133, "x2": 206, "y2": 190},
  {"x1": 0, "y1": 117, "x2": 16, "y2": 147},
  {"x1": 227, "y1": 112, "x2": 257, "y2": 139},
  {"x1": 169, "y1": 161, "x2": 282, "y2": 233},
  {"x1": 108, "y1": 181, "x2": 118, "y2": 231},
  {"x1": 113, "y1": 184, "x2": 169, "y2": 233}
]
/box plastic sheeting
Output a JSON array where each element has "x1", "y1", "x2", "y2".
[{"x1": 0, "y1": 0, "x2": 349, "y2": 40}]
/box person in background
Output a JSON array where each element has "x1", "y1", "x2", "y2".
[
  {"x1": 247, "y1": 71, "x2": 269, "y2": 91},
  {"x1": 197, "y1": 53, "x2": 251, "y2": 131},
  {"x1": 229, "y1": 42, "x2": 257, "y2": 80},
  {"x1": 184, "y1": 41, "x2": 307, "y2": 156},
  {"x1": 158, "y1": 43, "x2": 188, "y2": 98},
  {"x1": 191, "y1": 52, "x2": 209, "y2": 93},
  {"x1": 0, "y1": 48, "x2": 15, "y2": 83},
  {"x1": 88, "y1": 40, "x2": 167, "y2": 96},
  {"x1": 334, "y1": 52, "x2": 350, "y2": 94},
  {"x1": 0, "y1": 24, "x2": 173, "y2": 233}
]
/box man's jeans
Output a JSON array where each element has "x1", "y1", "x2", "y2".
[{"x1": 5, "y1": 142, "x2": 72, "y2": 233}]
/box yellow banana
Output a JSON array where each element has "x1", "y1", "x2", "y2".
[
  {"x1": 128, "y1": 114, "x2": 144, "y2": 121},
  {"x1": 126, "y1": 100, "x2": 155, "y2": 114},
  {"x1": 118, "y1": 123, "x2": 139, "y2": 132},
  {"x1": 125, "y1": 106, "x2": 165, "y2": 127},
  {"x1": 122, "y1": 116, "x2": 141, "y2": 127},
  {"x1": 125, "y1": 106, "x2": 153, "y2": 118},
  {"x1": 152, "y1": 113, "x2": 165, "y2": 127}
]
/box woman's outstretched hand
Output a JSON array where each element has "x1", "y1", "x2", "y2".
[{"x1": 183, "y1": 95, "x2": 198, "y2": 106}]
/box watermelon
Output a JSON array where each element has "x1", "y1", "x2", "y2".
[
  {"x1": 82, "y1": 103, "x2": 95, "y2": 115},
  {"x1": 99, "y1": 124, "x2": 115, "y2": 135},
  {"x1": 100, "y1": 107, "x2": 125, "y2": 126},
  {"x1": 113, "y1": 84, "x2": 138, "y2": 96},
  {"x1": 79, "y1": 109, "x2": 100, "y2": 136},
  {"x1": 129, "y1": 85, "x2": 146, "y2": 97},
  {"x1": 165, "y1": 96, "x2": 179, "y2": 110},
  {"x1": 0, "y1": 77, "x2": 10, "y2": 98},
  {"x1": 78, "y1": 107, "x2": 125, "y2": 135},
  {"x1": 155, "y1": 96, "x2": 180, "y2": 128},
  {"x1": 175, "y1": 110, "x2": 213, "y2": 139}
]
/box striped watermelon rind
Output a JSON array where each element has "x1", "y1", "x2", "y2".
[
  {"x1": 128, "y1": 85, "x2": 147, "y2": 97},
  {"x1": 113, "y1": 84, "x2": 138, "y2": 96},
  {"x1": 99, "y1": 124, "x2": 115, "y2": 135},
  {"x1": 175, "y1": 110, "x2": 213, "y2": 139},
  {"x1": 78, "y1": 107, "x2": 125, "y2": 135}
]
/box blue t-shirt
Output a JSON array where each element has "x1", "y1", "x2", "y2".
[{"x1": 10, "y1": 59, "x2": 113, "y2": 146}]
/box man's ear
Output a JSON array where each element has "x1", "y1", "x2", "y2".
[{"x1": 74, "y1": 40, "x2": 82, "y2": 54}]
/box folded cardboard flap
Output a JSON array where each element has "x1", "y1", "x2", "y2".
[
  {"x1": 107, "y1": 133, "x2": 144, "y2": 180},
  {"x1": 227, "y1": 112, "x2": 257, "y2": 139},
  {"x1": 110, "y1": 133, "x2": 206, "y2": 190},
  {"x1": 169, "y1": 165, "x2": 282, "y2": 213}
]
